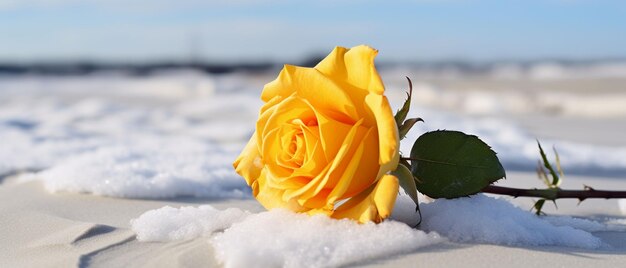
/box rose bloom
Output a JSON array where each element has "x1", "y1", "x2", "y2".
[{"x1": 233, "y1": 45, "x2": 400, "y2": 223}]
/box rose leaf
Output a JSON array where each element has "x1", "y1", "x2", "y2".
[{"x1": 409, "y1": 130, "x2": 506, "y2": 199}]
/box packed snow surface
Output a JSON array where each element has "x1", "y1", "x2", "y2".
[
  {"x1": 1, "y1": 73, "x2": 257, "y2": 198},
  {"x1": 132, "y1": 205, "x2": 442, "y2": 268},
  {"x1": 132, "y1": 194, "x2": 620, "y2": 267},
  {"x1": 395, "y1": 194, "x2": 603, "y2": 249},
  {"x1": 132, "y1": 205, "x2": 250, "y2": 241},
  {"x1": 2, "y1": 71, "x2": 626, "y2": 199},
  {"x1": 212, "y1": 209, "x2": 443, "y2": 268}
]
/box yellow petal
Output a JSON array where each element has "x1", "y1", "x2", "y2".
[
  {"x1": 299, "y1": 125, "x2": 322, "y2": 166},
  {"x1": 314, "y1": 108, "x2": 362, "y2": 162},
  {"x1": 281, "y1": 163, "x2": 331, "y2": 202},
  {"x1": 255, "y1": 169, "x2": 308, "y2": 213},
  {"x1": 327, "y1": 127, "x2": 380, "y2": 200},
  {"x1": 261, "y1": 127, "x2": 292, "y2": 178},
  {"x1": 257, "y1": 94, "x2": 314, "y2": 148},
  {"x1": 261, "y1": 65, "x2": 359, "y2": 123},
  {"x1": 233, "y1": 134, "x2": 262, "y2": 187},
  {"x1": 324, "y1": 130, "x2": 369, "y2": 205},
  {"x1": 364, "y1": 93, "x2": 399, "y2": 172},
  {"x1": 315, "y1": 45, "x2": 385, "y2": 95},
  {"x1": 259, "y1": 95, "x2": 284, "y2": 115},
  {"x1": 283, "y1": 119, "x2": 364, "y2": 201},
  {"x1": 291, "y1": 138, "x2": 325, "y2": 178},
  {"x1": 373, "y1": 174, "x2": 400, "y2": 219},
  {"x1": 301, "y1": 127, "x2": 368, "y2": 208},
  {"x1": 331, "y1": 174, "x2": 399, "y2": 223},
  {"x1": 302, "y1": 126, "x2": 380, "y2": 210}
]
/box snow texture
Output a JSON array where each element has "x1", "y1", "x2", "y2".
[
  {"x1": 1, "y1": 72, "x2": 257, "y2": 198},
  {"x1": 417, "y1": 194, "x2": 603, "y2": 249},
  {"x1": 2, "y1": 71, "x2": 626, "y2": 199},
  {"x1": 131, "y1": 205, "x2": 442, "y2": 268},
  {"x1": 132, "y1": 205, "x2": 250, "y2": 241},
  {"x1": 132, "y1": 194, "x2": 620, "y2": 268},
  {"x1": 620, "y1": 199, "x2": 626, "y2": 215},
  {"x1": 211, "y1": 210, "x2": 442, "y2": 268}
]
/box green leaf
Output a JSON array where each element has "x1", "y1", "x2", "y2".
[
  {"x1": 533, "y1": 199, "x2": 547, "y2": 215},
  {"x1": 409, "y1": 130, "x2": 506, "y2": 198},
  {"x1": 394, "y1": 77, "x2": 413, "y2": 127},
  {"x1": 536, "y1": 163, "x2": 551, "y2": 187},
  {"x1": 398, "y1": 117, "x2": 423, "y2": 140},
  {"x1": 391, "y1": 162, "x2": 420, "y2": 209},
  {"x1": 537, "y1": 141, "x2": 560, "y2": 186},
  {"x1": 553, "y1": 146, "x2": 564, "y2": 181}
]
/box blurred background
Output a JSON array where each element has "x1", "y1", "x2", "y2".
[{"x1": 2, "y1": 0, "x2": 626, "y2": 197}]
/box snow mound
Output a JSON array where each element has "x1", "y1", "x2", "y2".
[
  {"x1": 419, "y1": 194, "x2": 602, "y2": 248},
  {"x1": 131, "y1": 205, "x2": 442, "y2": 268},
  {"x1": 19, "y1": 137, "x2": 249, "y2": 199},
  {"x1": 131, "y1": 205, "x2": 250, "y2": 241},
  {"x1": 212, "y1": 209, "x2": 442, "y2": 268}
]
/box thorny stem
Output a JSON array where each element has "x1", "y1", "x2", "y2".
[
  {"x1": 399, "y1": 157, "x2": 626, "y2": 201},
  {"x1": 482, "y1": 185, "x2": 626, "y2": 201}
]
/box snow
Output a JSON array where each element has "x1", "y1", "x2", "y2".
[
  {"x1": 400, "y1": 107, "x2": 626, "y2": 176},
  {"x1": 132, "y1": 194, "x2": 619, "y2": 266},
  {"x1": 542, "y1": 215, "x2": 620, "y2": 232},
  {"x1": 3, "y1": 66, "x2": 626, "y2": 267},
  {"x1": 2, "y1": 70, "x2": 626, "y2": 199},
  {"x1": 620, "y1": 199, "x2": 626, "y2": 215},
  {"x1": 131, "y1": 205, "x2": 442, "y2": 268},
  {"x1": 212, "y1": 210, "x2": 442, "y2": 268},
  {"x1": 1, "y1": 72, "x2": 259, "y2": 198},
  {"x1": 18, "y1": 139, "x2": 248, "y2": 198},
  {"x1": 131, "y1": 205, "x2": 250, "y2": 241},
  {"x1": 415, "y1": 194, "x2": 603, "y2": 249},
  {"x1": 383, "y1": 73, "x2": 626, "y2": 118}
]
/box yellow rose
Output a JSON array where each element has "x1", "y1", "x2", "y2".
[{"x1": 233, "y1": 45, "x2": 399, "y2": 223}]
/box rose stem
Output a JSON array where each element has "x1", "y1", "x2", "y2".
[
  {"x1": 399, "y1": 156, "x2": 626, "y2": 200},
  {"x1": 481, "y1": 185, "x2": 626, "y2": 201}
]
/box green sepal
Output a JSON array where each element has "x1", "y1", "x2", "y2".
[
  {"x1": 398, "y1": 117, "x2": 423, "y2": 140},
  {"x1": 394, "y1": 77, "x2": 413, "y2": 127},
  {"x1": 391, "y1": 162, "x2": 420, "y2": 209}
]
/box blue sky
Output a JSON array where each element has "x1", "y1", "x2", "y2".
[{"x1": 1, "y1": 0, "x2": 626, "y2": 63}]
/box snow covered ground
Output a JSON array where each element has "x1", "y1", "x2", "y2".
[
  {"x1": 2, "y1": 70, "x2": 626, "y2": 198},
  {"x1": 130, "y1": 193, "x2": 621, "y2": 267},
  {"x1": 2, "y1": 69, "x2": 626, "y2": 267}
]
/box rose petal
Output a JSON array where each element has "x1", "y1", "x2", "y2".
[
  {"x1": 331, "y1": 174, "x2": 399, "y2": 223},
  {"x1": 314, "y1": 108, "x2": 359, "y2": 162},
  {"x1": 233, "y1": 134, "x2": 262, "y2": 187},
  {"x1": 292, "y1": 138, "x2": 325, "y2": 178},
  {"x1": 283, "y1": 119, "x2": 365, "y2": 201},
  {"x1": 257, "y1": 95, "x2": 314, "y2": 149},
  {"x1": 255, "y1": 169, "x2": 307, "y2": 213},
  {"x1": 323, "y1": 129, "x2": 370, "y2": 205},
  {"x1": 261, "y1": 127, "x2": 292, "y2": 177},
  {"x1": 300, "y1": 128, "x2": 370, "y2": 209},
  {"x1": 373, "y1": 174, "x2": 400, "y2": 219},
  {"x1": 364, "y1": 93, "x2": 399, "y2": 175},
  {"x1": 235, "y1": 45, "x2": 401, "y2": 224},
  {"x1": 261, "y1": 65, "x2": 359, "y2": 123},
  {"x1": 315, "y1": 45, "x2": 385, "y2": 95},
  {"x1": 329, "y1": 127, "x2": 380, "y2": 199}
]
